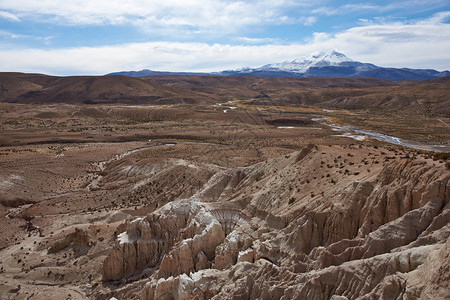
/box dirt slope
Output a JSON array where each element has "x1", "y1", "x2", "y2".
[
  {"x1": 0, "y1": 73, "x2": 207, "y2": 104},
  {"x1": 1, "y1": 72, "x2": 449, "y2": 116}
]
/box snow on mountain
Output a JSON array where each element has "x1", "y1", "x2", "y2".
[
  {"x1": 260, "y1": 50, "x2": 353, "y2": 73},
  {"x1": 110, "y1": 50, "x2": 450, "y2": 81}
]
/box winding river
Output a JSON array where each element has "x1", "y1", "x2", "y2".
[{"x1": 316, "y1": 117, "x2": 449, "y2": 153}]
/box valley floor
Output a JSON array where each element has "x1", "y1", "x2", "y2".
[{"x1": 0, "y1": 103, "x2": 448, "y2": 299}]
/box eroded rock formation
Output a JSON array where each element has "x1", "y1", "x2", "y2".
[{"x1": 99, "y1": 145, "x2": 449, "y2": 299}]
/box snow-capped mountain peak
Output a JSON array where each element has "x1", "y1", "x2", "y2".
[
  {"x1": 310, "y1": 50, "x2": 352, "y2": 63},
  {"x1": 111, "y1": 49, "x2": 450, "y2": 81},
  {"x1": 260, "y1": 50, "x2": 353, "y2": 73}
]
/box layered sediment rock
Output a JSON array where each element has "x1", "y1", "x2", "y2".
[
  {"x1": 99, "y1": 145, "x2": 449, "y2": 299},
  {"x1": 102, "y1": 201, "x2": 251, "y2": 281}
]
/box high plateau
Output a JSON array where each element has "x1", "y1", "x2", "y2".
[{"x1": 0, "y1": 72, "x2": 449, "y2": 299}]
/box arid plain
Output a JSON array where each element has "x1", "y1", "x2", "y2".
[{"x1": 0, "y1": 73, "x2": 449, "y2": 299}]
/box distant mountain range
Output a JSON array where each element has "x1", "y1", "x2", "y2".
[{"x1": 108, "y1": 50, "x2": 450, "y2": 81}]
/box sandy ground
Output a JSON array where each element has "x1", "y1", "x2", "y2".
[{"x1": 0, "y1": 103, "x2": 447, "y2": 299}]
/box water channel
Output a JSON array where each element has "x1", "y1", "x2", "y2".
[{"x1": 316, "y1": 117, "x2": 449, "y2": 153}]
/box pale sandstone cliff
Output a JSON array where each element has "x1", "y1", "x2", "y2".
[{"x1": 98, "y1": 145, "x2": 449, "y2": 299}]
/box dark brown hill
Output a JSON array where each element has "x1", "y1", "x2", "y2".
[
  {"x1": 144, "y1": 75, "x2": 397, "y2": 88},
  {"x1": 0, "y1": 73, "x2": 398, "y2": 105},
  {"x1": 0, "y1": 72, "x2": 54, "y2": 100},
  {"x1": 143, "y1": 75, "x2": 398, "y2": 101},
  {"x1": 316, "y1": 77, "x2": 450, "y2": 115},
  {"x1": 143, "y1": 75, "x2": 450, "y2": 116},
  {"x1": 1, "y1": 73, "x2": 449, "y2": 116},
  {"x1": 0, "y1": 72, "x2": 398, "y2": 106},
  {"x1": 0, "y1": 73, "x2": 207, "y2": 104}
]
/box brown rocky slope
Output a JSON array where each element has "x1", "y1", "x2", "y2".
[
  {"x1": 0, "y1": 73, "x2": 208, "y2": 104},
  {"x1": 2, "y1": 72, "x2": 449, "y2": 117},
  {"x1": 96, "y1": 144, "x2": 449, "y2": 299}
]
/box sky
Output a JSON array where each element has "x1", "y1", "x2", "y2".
[{"x1": 0, "y1": 0, "x2": 449, "y2": 75}]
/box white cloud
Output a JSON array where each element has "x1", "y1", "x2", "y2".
[
  {"x1": 236, "y1": 37, "x2": 281, "y2": 44},
  {"x1": 0, "y1": 10, "x2": 20, "y2": 22},
  {"x1": 0, "y1": 29, "x2": 26, "y2": 39},
  {"x1": 417, "y1": 10, "x2": 450, "y2": 24},
  {"x1": 0, "y1": 29, "x2": 54, "y2": 42},
  {"x1": 311, "y1": 4, "x2": 388, "y2": 16},
  {"x1": 0, "y1": 0, "x2": 314, "y2": 33},
  {"x1": 311, "y1": 32, "x2": 330, "y2": 41},
  {"x1": 0, "y1": 42, "x2": 308, "y2": 75},
  {"x1": 0, "y1": 11, "x2": 448, "y2": 75},
  {"x1": 309, "y1": 12, "x2": 450, "y2": 70},
  {"x1": 311, "y1": 7, "x2": 338, "y2": 16},
  {"x1": 299, "y1": 16, "x2": 317, "y2": 26},
  {"x1": 313, "y1": 1, "x2": 450, "y2": 16}
]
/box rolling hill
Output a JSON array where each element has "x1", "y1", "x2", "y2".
[
  {"x1": 1, "y1": 72, "x2": 449, "y2": 117},
  {"x1": 0, "y1": 73, "x2": 206, "y2": 105}
]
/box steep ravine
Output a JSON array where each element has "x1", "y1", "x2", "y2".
[{"x1": 97, "y1": 145, "x2": 449, "y2": 299}]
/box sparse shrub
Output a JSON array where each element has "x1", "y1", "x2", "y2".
[{"x1": 433, "y1": 152, "x2": 449, "y2": 161}]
